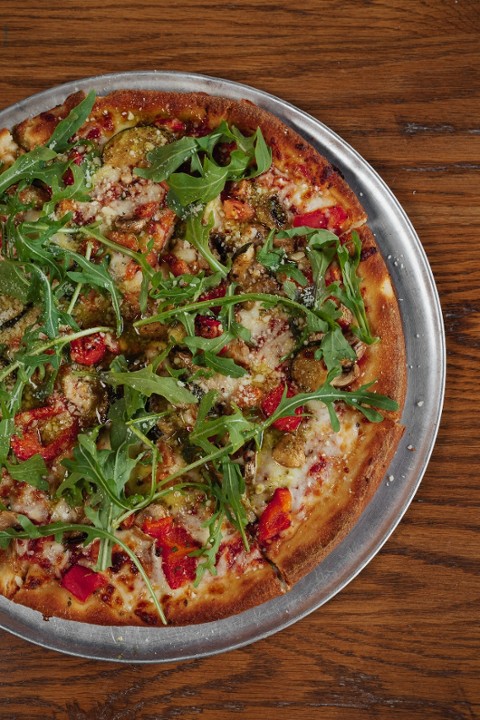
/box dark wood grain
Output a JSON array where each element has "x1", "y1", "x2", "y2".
[{"x1": 0, "y1": 1, "x2": 479, "y2": 718}]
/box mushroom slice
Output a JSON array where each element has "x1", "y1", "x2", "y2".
[
  {"x1": 0, "y1": 511, "x2": 19, "y2": 530},
  {"x1": 331, "y1": 363, "x2": 361, "y2": 388},
  {"x1": 272, "y1": 433, "x2": 306, "y2": 469}
]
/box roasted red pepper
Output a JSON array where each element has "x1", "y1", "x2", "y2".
[
  {"x1": 195, "y1": 315, "x2": 223, "y2": 339},
  {"x1": 163, "y1": 253, "x2": 189, "y2": 277},
  {"x1": 142, "y1": 516, "x2": 199, "y2": 589},
  {"x1": 198, "y1": 283, "x2": 227, "y2": 314},
  {"x1": 11, "y1": 402, "x2": 78, "y2": 462},
  {"x1": 62, "y1": 168, "x2": 75, "y2": 186},
  {"x1": 258, "y1": 487, "x2": 292, "y2": 544},
  {"x1": 261, "y1": 383, "x2": 303, "y2": 432},
  {"x1": 61, "y1": 564, "x2": 107, "y2": 602},
  {"x1": 70, "y1": 333, "x2": 107, "y2": 366},
  {"x1": 293, "y1": 205, "x2": 348, "y2": 232}
]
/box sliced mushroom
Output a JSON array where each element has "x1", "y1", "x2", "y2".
[
  {"x1": 113, "y1": 216, "x2": 149, "y2": 233},
  {"x1": 272, "y1": 433, "x2": 306, "y2": 469},
  {"x1": 331, "y1": 363, "x2": 361, "y2": 388},
  {"x1": 0, "y1": 511, "x2": 19, "y2": 530}
]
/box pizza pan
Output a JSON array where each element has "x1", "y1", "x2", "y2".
[{"x1": 0, "y1": 71, "x2": 445, "y2": 663}]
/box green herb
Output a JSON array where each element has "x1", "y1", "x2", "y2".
[
  {"x1": 104, "y1": 364, "x2": 198, "y2": 405},
  {"x1": 168, "y1": 157, "x2": 229, "y2": 209},
  {"x1": 185, "y1": 213, "x2": 228, "y2": 277},
  {"x1": 200, "y1": 351, "x2": 247, "y2": 378},
  {"x1": 131, "y1": 135, "x2": 198, "y2": 182},
  {"x1": 221, "y1": 456, "x2": 249, "y2": 549},
  {"x1": 316, "y1": 327, "x2": 357, "y2": 376},
  {"x1": 0, "y1": 261, "x2": 31, "y2": 302},
  {"x1": 5, "y1": 455, "x2": 48, "y2": 491},
  {"x1": 67, "y1": 251, "x2": 123, "y2": 335},
  {"x1": 0, "y1": 147, "x2": 57, "y2": 195},
  {"x1": 47, "y1": 91, "x2": 96, "y2": 152}
]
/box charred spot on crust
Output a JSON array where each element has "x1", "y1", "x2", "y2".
[
  {"x1": 360, "y1": 246, "x2": 378, "y2": 261},
  {"x1": 135, "y1": 607, "x2": 159, "y2": 625}
]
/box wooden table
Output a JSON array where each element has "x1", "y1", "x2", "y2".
[{"x1": 0, "y1": 1, "x2": 478, "y2": 718}]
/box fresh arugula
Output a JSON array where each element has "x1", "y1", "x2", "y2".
[
  {"x1": 67, "y1": 251, "x2": 123, "y2": 335},
  {"x1": 136, "y1": 121, "x2": 271, "y2": 217},
  {"x1": 185, "y1": 213, "x2": 228, "y2": 277},
  {"x1": 47, "y1": 91, "x2": 96, "y2": 152},
  {"x1": 103, "y1": 363, "x2": 198, "y2": 406},
  {"x1": 4, "y1": 455, "x2": 48, "y2": 491}
]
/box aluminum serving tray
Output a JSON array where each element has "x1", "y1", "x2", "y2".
[{"x1": 0, "y1": 72, "x2": 445, "y2": 663}]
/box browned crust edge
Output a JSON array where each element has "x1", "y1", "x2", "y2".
[{"x1": 164, "y1": 563, "x2": 284, "y2": 625}]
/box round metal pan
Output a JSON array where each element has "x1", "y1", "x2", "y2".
[{"x1": 0, "y1": 72, "x2": 445, "y2": 663}]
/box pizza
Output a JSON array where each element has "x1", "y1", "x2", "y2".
[{"x1": 0, "y1": 89, "x2": 406, "y2": 626}]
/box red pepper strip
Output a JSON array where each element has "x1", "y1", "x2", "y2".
[
  {"x1": 62, "y1": 168, "x2": 75, "y2": 186},
  {"x1": 198, "y1": 283, "x2": 227, "y2": 314},
  {"x1": 154, "y1": 116, "x2": 187, "y2": 133},
  {"x1": 258, "y1": 487, "x2": 292, "y2": 544},
  {"x1": 293, "y1": 205, "x2": 348, "y2": 232},
  {"x1": 293, "y1": 209, "x2": 328, "y2": 229},
  {"x1": 142, "y1": 517, "x2": 199, "y2": 589},
  {"x1": 11, "y1": 403, "x2": 79, "y2": 462},
  {"x1": 261, "y1": 383, "x2": 303, "y2": 432},
  {"x1": 195, "y1": 316, "x2": 223, "y2": 339},
  {"x1": 163, "y1": 253, "x2": 190, "y2": 277},
  {"x1": 70, "y1": 333, "x2": 107, "y2": 366},
  {"x1": 61, "y1": 564, "x2": 107, "y2": 602}
]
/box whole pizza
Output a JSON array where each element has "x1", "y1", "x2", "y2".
[{"x1": 0, "y1": 89, "x2": 406, "y2": 625}]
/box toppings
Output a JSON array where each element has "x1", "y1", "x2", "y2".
[
  {"x1": 293, "y1": 205, "x2": 348, "y2": 232},
  {"x1": 195, "y1": 315, "x2": 223, "y2": 339},
  {"x1": 142, "y1": 517, "x2": 199, "y2": 589},
  {"x1": 70, "y1": 333, "x2": 107, "y2": 366},
  {"x1": 261, "y1": 384, "x2": 304, "y2": 432},
  {"x1": 0, "y1": 89, "x2": 401, "y2": 628},
  {"x1": 61, "y1": 564, "x2": 107, "y2": 602},
  {"x1": 258, "y1": 488, "x2": 292, "y2": 544},
  {"x1": 10, "y1": 403, "x2": 78, "y2": 463}
]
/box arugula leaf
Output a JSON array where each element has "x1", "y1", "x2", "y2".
[
  {"x1": 135, "y1": 136, "x2": 198, "y2": 182},
  {"x1": 316, "y1": 327, "x2": 357, "y2": 376},
  {"x1": 47, "y1": 91, "x2": 96, "y2": 152},
  {"x1": 0, "y1": 418, "x2": 14, "y2": 464},
  {"x1": 5, "y1": 455, "x2": 49, "y2": 491},
  {"x1": 67, "y1": 252, "x2": 123, "y2": 335},
  {"x1": 168, "y1": 157, "x2": 228, "y2": 208},
  {"x1": 231, "y1": 126, "x2": 272, "y2": 177},
  {"x1": 201, "y1": 351, "x2": 247, "y2": 378},
  {"x1": 104, "y1": 365, "x2": 198, "y2": 405},
  {"x1": 190, "y1": 403, "x2": 255, "y2": 455},
  {"x1": 221, "y1": 457, "x2": 249, "y2": 549},
  {"x1": 265, "y1": 382, "x2": 399, "y2": 433},
  {"x1": 61, "y1": 431, "x2": 132, "y2": 510},
  {"x1": 335, "y1": 231, "x2": 376, "y2": 344},
  {"x1": 30, "y1": 265, "x2": 59, "y2": 338},
  {"x1": 185, "y1": 213, "x2": 228, "y2": 277},
  {"x1": 0, "y1": 261, "x2": 31, "y2": 302},
  {"x1": 0, "y1": 146, "x2": 57, "y2": 195},
  {"x1": 184, "y1": 331, "x2": 233, "y2": 355}
]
